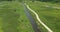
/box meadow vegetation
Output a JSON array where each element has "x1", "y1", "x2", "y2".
[{"x1": 0, "y1": 1, "x2": 34, "y2": 32}]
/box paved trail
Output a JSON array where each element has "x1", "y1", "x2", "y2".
[
  {"x1": 23, "y1": 3, "x2": 41, "y2": 32},
  {"x1": 24, "y1": 3, "x2": 53, "y2": 32}
]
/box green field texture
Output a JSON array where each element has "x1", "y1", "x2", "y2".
[
  {"x1": 0, "y1": 1, "x2": 34, "y2": 32},
  {"x1": 27, "y1": 1, "x2": 60, "y2": 7},
  {"x1": 27, "y1": 2, "x2": 60, "y2": 32}
]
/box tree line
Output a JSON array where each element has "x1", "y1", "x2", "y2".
[
  {"x1": 0, "y1": 0, "x2": 22, "y2": 1},
  {"x1": 0, "y1": 0, "x2": 60, "y2": 3},
  {"x1": 33, "y1": 0, "x2": 60, "y2": 3}
]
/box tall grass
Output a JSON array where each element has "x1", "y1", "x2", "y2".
[{"x1": 27, "y1": 2, "x2": 60, "y2": 32}]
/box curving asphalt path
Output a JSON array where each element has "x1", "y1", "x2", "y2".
[
  {"x1": 23, "y1": 3, "x2": 41, "y2": 32},
  {"x1": 24, "y1": 3, "x2": 53, "y2": 32}
]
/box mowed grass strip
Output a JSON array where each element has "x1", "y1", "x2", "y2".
[
  {"x1": 27, "y1": 2, "x2": 60, "y2": 32},
  {"x1": 0, "y1": 1, "x2": 34, "y2": 32}
]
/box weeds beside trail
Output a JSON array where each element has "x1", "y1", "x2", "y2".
[
  {"x1": 26, "y1": 1, "x2": 60, "y2": 32},
  {"x1": 0, "y1": 1, "x2": 34, "y2": 32}
]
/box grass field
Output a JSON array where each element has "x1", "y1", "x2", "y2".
[
  {"x1": 0, "y1": 1, "x2": 34, "y2": 32},
  {"x1": 27, "y1": 1, "x2": 60, "y2": 32}
]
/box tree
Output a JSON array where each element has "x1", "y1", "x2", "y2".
[{"x1": 36, "y1": 0, "x2": 60, "y2": 2}]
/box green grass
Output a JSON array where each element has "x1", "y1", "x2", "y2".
[
  {"x1": 0, "y1": 1, "x2": 34, "y2": 32},
  {"x1": 27, "y1": 1, "x2": 60, "y2": 32}
]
